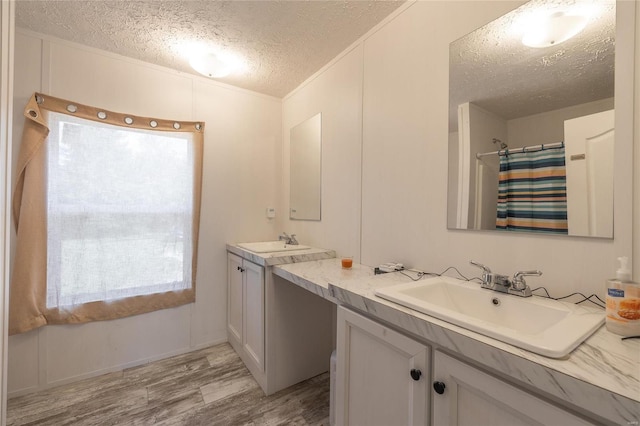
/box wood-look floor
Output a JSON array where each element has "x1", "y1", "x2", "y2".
[{"x1": 7, "y1": 343, "x2": 330, "y2": 426}]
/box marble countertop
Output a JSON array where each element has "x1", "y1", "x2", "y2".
[
  {"x1": 274, "y1": 258, "x2": 376, "y2": 302},
  {"x1": 226, "y1": 243, "x2": 335, "y2": 267},
  {"x1": 274, "y1": 258, "x2": 640, "y2": 424}
]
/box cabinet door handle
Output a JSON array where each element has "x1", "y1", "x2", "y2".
[
  {"x1": 410, "y1": 369, "x2": 422, "y2": 381},
  {"x1": 433, "y1": 381, "x2": 446, "y2": 394},
  {"x1": 237, "y1": 266, "x2": 245, "y2": 272}
]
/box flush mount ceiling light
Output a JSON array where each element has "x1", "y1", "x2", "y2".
[
  {"x1": 189, "y1": 51, "x2": 233, "y2": 78},
  {"x1": 521, "y1": 10, "x2": 589, "y2": 48},
  {"x1": 172, "y1": 40, "x2": 248, "y2": 80}
]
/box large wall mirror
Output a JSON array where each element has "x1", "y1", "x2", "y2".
[
  {"x1": 447, "y1": 0, "x2": 616, "y2": 238},
  {"x1": 290, "y1": 113, "x2": 322, "y2": 220}
]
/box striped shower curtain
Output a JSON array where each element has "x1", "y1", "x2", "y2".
[{"x1": 496, "y1": 147, "x2": 568, "y2": 234}]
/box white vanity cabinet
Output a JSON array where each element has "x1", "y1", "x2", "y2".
[
  {"x1": 336, "y1": 306, "x2": 597, "y2": 426},
  {"x1": 432, "y1": 351, "x2": 595, "y2": 426},
  {"x1": 336, "y1": 306, "x2": 430, "y2": 425},
  {"x1": 227, "y1": 252, "x2": 265, "y2": 373},
  {"x1": 226, "y1": 245, "x2": 336, "y2": 396}
]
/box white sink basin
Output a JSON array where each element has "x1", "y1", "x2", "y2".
[
  {"x1": 237, "y1": 241, "x2": 310, "y2": 253},
  {"x1": 375, "y1": 276, "x2": 604, "y2": 358}
]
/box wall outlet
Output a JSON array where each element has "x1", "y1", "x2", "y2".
[{"x1": 266, "y1": 207, "x2": 276, "y2": 218}]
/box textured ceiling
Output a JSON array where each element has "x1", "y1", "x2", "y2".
[
  {"x1": 15, "y1": 0, "x2": 405, "y2": 98},
  {"x1": 449, "y1": 0, "x2": 615, "y2": 131}
]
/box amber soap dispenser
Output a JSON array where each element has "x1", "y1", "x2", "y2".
[{"x1": 606, "y1": 257, "x2": 640, "y2": 336}]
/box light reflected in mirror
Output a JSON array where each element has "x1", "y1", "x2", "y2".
[
  {"x1": 447, "y1": 0, "x2": 615, "y2": 238},
  {"x1": 290, "y1": 113, "x2": 322, "y2": 220}
]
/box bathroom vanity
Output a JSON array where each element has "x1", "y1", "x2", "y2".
[
  {"x1": 274, "y1": 259, "x2": 640, "y2": 426},
  {"x1": 226, "y1": 243, "x2": 335, "y2": 395}
]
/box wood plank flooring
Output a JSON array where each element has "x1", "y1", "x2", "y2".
[{"x1": 7, "y1": 343, "x2": 330, "y2": 425}]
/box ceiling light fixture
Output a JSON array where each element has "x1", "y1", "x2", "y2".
[
  {"x1": 173, "y1": 40, "x2": 248, "y2": 79},
  {"x1": 521, "y1": 10, "x2": 589, "y2": 48},
  {"x1": 189, "y1": 51, "x2": 233, "y2": 78}
]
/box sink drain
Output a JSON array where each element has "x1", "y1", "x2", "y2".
[{"x1": 491, "y1": 297, "x2": 501, "y2": 306}]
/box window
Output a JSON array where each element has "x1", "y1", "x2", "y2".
[
  {"x1": 9, "y1": 93, "x2": 204, "y2": 335},
  {"x1": 46, "y1": 112, "x2": 195, "y2": 308}
]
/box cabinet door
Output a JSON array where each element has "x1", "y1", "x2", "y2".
[
  {"x1": 432, "y1": 351, "x2": 595, "y2": 426},
  {"x1": 243, "y1": 259, "x2": 265, "y2": 372},
  {"x1": 336, "y1": 307, "x2": 429, "y2": 426},
  {"x1": 227, "y1": 253, "x2": 244, "y2": 343}
]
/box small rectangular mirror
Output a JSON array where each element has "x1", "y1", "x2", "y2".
[{"x1": 290, "y1": 113, "x2": 322, "y2": 220}]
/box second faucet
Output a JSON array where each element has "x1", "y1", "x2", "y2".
[{"x1": 279, "y1": 232, "x2": 299, "y2": 245}]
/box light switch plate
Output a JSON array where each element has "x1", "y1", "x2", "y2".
[{"x1": 266, "y1": 207, "x2": 276, "y2": 218}]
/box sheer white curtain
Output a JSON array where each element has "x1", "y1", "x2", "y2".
[{"x1": 46, "y1": 112, "x2": 195, "y2": 308}]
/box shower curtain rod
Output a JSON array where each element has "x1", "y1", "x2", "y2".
[{"x1": 475, "y1": 141, "x2": 564, "y2": 159}]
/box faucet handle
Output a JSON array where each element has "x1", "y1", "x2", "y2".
[
  {"x1": 470, "y1": 260, "x2": 491, "y2": 274},
  {"x1": 512, "y1": 270, "x2": 542, "y2": 289},
  {"x1": 513, "y1": 270, "x2": 542, "y2": 279}
]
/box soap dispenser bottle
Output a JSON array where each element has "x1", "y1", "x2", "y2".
[{"x1": 606, "y1": 257, "x2": 640, "y2": 336}]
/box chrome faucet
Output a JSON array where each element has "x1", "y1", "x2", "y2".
[
  {"x1": 279, "y1": 232, "x2": 298, "y2": 245},
  {"x1": 470, "y1": 261, "x2": 541, "y2": 297},
  {"x1": 511, "y1": 270, "x2": 543, "y2": 297}
]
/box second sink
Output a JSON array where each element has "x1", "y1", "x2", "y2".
[{"x1": 237, "y1": 241, "x2": 309, "y2": 253}]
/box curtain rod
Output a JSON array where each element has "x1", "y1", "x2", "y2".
[{"x1": 476, "y1": 141, "x2": 564, "y2": 159}]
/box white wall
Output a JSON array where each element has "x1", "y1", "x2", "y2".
[
  {"x1": 283, "y1": 1, "x2": 637, "y2": 298},
  {"x1": 280, "y1": 45, "x2": 364, "y2": 261},
  {"x1": 8, "y1": 30, "x2": 282, "y2": 395},
  {"x1": 635, "y1": 0, "x2": 640, "y2": 283},
  {"x1": 1, "y1": 0, "x2": 15, "y2": 419}
]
